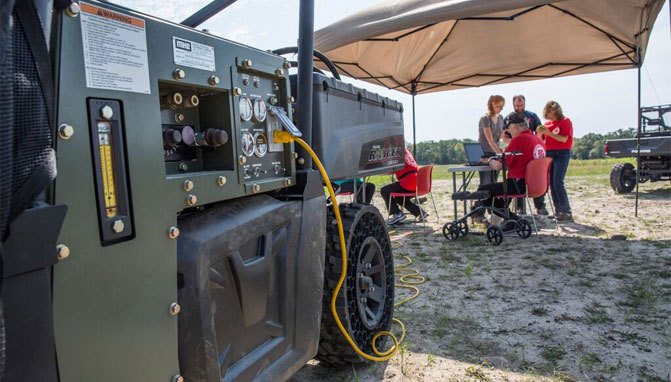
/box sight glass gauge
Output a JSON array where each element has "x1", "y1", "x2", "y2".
[
  {"x1": 239, "y1": 97, "x2": 253, "y2": 121},
  {"x1": 252, "y1": 99, "x2": 267, "y2": 122}
]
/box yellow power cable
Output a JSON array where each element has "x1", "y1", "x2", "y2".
[{"x1": 274, "y1": 130, "x2": 402, "y2": 361}]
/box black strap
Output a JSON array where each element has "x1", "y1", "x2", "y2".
[
  {"x1": 396, "y1": 169, "x2": 417, "y2": 181},
  {"x1": 15, "y1": 0, "x2": 54, "y2": 128}
]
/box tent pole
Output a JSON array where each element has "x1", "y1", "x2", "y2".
[
  {"x1": 411, "y1": 82, "x2": 417, "y2": 159},
  {"x1": 635, "y1": 53, "x2": 641, "y2": 217}
]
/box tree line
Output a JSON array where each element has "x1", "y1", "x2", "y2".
[{"x1": 410, "y1": 128, "x2": 636, "y2": 165}]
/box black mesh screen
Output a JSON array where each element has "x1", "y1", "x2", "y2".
[{"x1": 0, "y1": 10, "x2": 56, "y2": 239}]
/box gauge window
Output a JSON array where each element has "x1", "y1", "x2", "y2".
[
  {"x1": 241, "y1": 132, "x2": 255, "y2": 157},
  {"x1": 254, "y1": 133, "x2": 268, "y2": 157},
  {"x1": 252, "y1": 99, "x2": 267, "y2": 122},
  {"x1": 239, "y1": 97, "x2": 253, "y2": 121}
]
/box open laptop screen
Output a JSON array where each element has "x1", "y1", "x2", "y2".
[{"x1": 463, "y1": 143, "x2": 485, "y2": 165}]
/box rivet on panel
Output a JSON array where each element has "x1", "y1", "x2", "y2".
[
  {"x1": 217, "y1": 176, "x2": 227, "y2": 186},
  {"x1": 284, "y1": 179, "x2": 292, "y2": 186},
  {"x1": 173, "y1": 68, "x2": 186, "y2": 80},
  {"x1": 252, "y1": 184, "x2": 261, "y2": 193},
  {"x1": 169, "y1": 303, "x2": 181, "y2": 316},
  {"x1": 179, "y1": 162, "x2": 188, "y2": 172},
  {"x1": 174, "y1": 113, "x2": 185, "y2": 123},
  {"x1": 239, "y1": 156, "x2": 247, "y2": 165},
  {"x1": 183, "y1": 180, "x2": 194, "y2": 191},
  {"x1": 209, "y1": 75, "x2": 220, "y2": 86},
  {"x1": 112, "y1": 219, "x2": 125, "y2": 233},
  {"x1": 168, "y1": 227, "x2": 180, "y2": 239},
  {"x1": 58, "y1": 124, "x2": 74, "y2": 140},
  {"x1": 186, "y1": 194, "x2": 197, "y2": 206},
  {"x1": 242, "y1": 59, "x2": 252, "y2": 68},
  {"x1": 297, "y1": 158, "x2": 305, "y2": 165},
  {"x1": 232, "y1": 87, "x2": 242, "y2": 96},
  {"x1": 56, "y1": 244, "x2": 70, "y2": 260},
  {"x1": 64, "y1": 2, "x2": 80, "y2": 17},
  {"x1": 172, "y1": 374, "x2": 184, "y2": 382},
  {"x1": 100, "y1": 105, "x2": 114, "y2": 119},
  {"x1": 283, "y1": 61, "x2": 291, "y2": 69},
  {"x1": 275, "y1": 69, "x2": 284, "y2": 77}
]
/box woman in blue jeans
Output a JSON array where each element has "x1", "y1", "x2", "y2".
[{"x1": 537, "y1": 101, "x2": 574, "y2": 221}]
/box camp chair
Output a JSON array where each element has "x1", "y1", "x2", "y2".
[
  {"x1": 495, "y1": 157, "x2": 557, "y2": 232},
  {"x1": 389, "y1": 165, "x2": 439, "y2": 224}
]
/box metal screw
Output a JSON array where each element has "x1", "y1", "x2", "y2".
[
  {"x1": 183, "y1": 180, "x2": 194, "y2": 191},
  {"x1": 173, "y1": 68, "x2": 186, "y2": 80},
  {"x1": 239, "y1": 156, "x2": 247, "y2": 165},
  {"x1": 168, "y1": 226, "x2": 180, "y2": 239},
  {"x1": 253, "y1": 81, "x2": 260, "y2": 88},
  {"x1": 174, "y1": 113, "x2": 185, "y2": 123},
  {"x1": 283, "y1": 61, "x2": 291, "y2": 69},
  {"x1": 186, "y1": 194, "x2": 197, "y2": 206},
  {"x1": 217, "y1": 176, "x2": 227, "y2": 186},
  {"x1": 232, "y1": 87, "x2": 242, "y2": 96},
  {"x1": 242, "y1": 59, "x2": 252, "y2": 68},
  {"x1": 242, "y1": 79, "x2": 249, "y2": 86},
  {"x1": 172, "y1": 374, "x2": 184, "y2": 382},
  {"x1": 112, "y1": 219, "x2": 125, "y2": 233},
  {"x1": 56, "y1": 244, "x2": 70, "y2": 260},
  {"x1": 65, "y1": 1, "x2": 80, "y2": 17},
  {"x1": 179, "y1": 162, "x2": 188, "y2": 172},
  {"x1": 169, "y1": 303, "x2": 181, "y2": 316},
  {"x1": 275, "y1": 69, "x2": 284, "y2": 77},
  {"x1": 252, "y1": 184, "x2": 261, "y2": 193},
  {"x1": 269, "y1": 96, "x2": 278, "y2": 105},
  {"x1": 284, "y1": 179, "x2": 291, "y2": 186},
  {"x1": 100, "y1": 105, "x2": 114, "y2": 119},
  {"x1": 58, "y1": 124, "x2": 74, "y2": 140},
  {"x1": 209, "y1": 75, "x2": 220, "y2": 86}
]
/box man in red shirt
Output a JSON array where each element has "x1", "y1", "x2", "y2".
[
  {"x1": 381, "y1": 147, "x2": 427, "y2": 225},
  {"x1": 476, "y1": 113, "x2": 546, "y2": 220}
]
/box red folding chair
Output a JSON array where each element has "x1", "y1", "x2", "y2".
[
  {"x1": 389, "y1": 165, "x2": 440, "y2": 224},
  {"x1": 495, "y1": 157, "x2": 557, "y2": 232}
]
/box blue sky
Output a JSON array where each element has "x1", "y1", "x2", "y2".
[{"x1": 121, "y1": 0, "x2": 670, "y2": 142}]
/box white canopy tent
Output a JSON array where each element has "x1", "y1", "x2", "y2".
[{"x1": 314, "y1": 0, "x2": 665, "y2": 95}]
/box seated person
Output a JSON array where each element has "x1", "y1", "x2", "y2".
[
  {"x1": 380, "y1": 147, "x2": 428, "y2": 225},
  {"x1": 476, "y1": 113, "x2": 546, "y2": 223},
  {"x1": 334, "y1": 178, "x2": 375, "y2": 204}
]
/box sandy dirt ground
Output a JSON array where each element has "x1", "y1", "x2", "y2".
[{"x1": 290, "y1": 175, "x2": 671, "y2": 382}]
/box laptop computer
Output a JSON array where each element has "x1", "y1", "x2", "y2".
[{"x1": 463, "y1": 142, "x2": 486, "y2": 166}]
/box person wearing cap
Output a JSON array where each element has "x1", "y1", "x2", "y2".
[
  {"x1": 477, "y1": 95, "x2": 506, "y2": 186},
  {"x1": 537, "y1": 100, "x2": 574, "y2": 221},
  {"x1": 476, "y1": 113, "x2": 546, "y2": 224},
  {"x1": 503, "y1": 96, "x2": 548, "y2": 215}
]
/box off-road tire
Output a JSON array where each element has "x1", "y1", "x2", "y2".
[
  {"x1": 610, "y1": 162, "x2": 636, "y2": 193},
  {"x1": 318, "y1": 203, "x2": 395, "y2": 364}
]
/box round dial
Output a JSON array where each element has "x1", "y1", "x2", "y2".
[
  {"x1": 252, "y1": 99, "x2": 267, "y2": 122},
  {"x1": 254, "y1": 133, "x2": 268, "y2": 157},
  {"x1": 241, "y1": 132, "x2": 255, "y2": 156},
  {"x1": 239, "y1": 97, "x2": 253, "y2": 121}
]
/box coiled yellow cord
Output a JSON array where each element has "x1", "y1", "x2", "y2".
[{"x1": 274, "y1": 130, "x2": 402, "y2": 361}]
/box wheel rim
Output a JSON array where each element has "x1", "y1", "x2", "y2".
[
  {"x1": 355, "y1": 236, "x2": 387, "y2": 329},
  {"x1": 517, "y1": 219, "x2": 532, "y2": 238},
  {"x1": 457, "y1": 220, "x2": 469, "y2": 236},
  {"x1": 487, "y1": 227, "x2": 503, "y2": 245}
]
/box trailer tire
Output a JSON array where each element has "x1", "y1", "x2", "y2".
[
  {"x1": 318, "y1": 203, "x2": 394, "y2": 364},
  {"x1": 610, "y1": 162, "x2": 636, "y2": 193}
]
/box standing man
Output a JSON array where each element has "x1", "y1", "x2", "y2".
[{"x1": 503, "y1": 95, "x2": 548, "y2": 215}]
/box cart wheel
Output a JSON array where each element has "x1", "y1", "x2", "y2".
[
  {"x1": 442, "y1": 222, "x2": 459, "y2": 241},
  {"x1": 486, "y1": 226, "x2": 503, "y2": 246},
  {"x1": 516, "y1": 218, "x2": 532, "y2": 239},
  {"x1": 457, "y1": 220, "x2": 469, "y2": 237}
]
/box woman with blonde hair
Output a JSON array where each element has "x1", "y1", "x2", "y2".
[
  {"x1": 537, "y1": 100, "x2": 574, "y2": 221},
  {"x1": 477, "y1": 95, "x2": 505, "y2": 185}
]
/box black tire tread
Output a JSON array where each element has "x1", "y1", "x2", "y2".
[{"x1": 610, "y1": 162, "x2": 636, "y2": 193}]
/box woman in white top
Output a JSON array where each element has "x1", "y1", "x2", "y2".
[{"x1": 477, "y1": 95, "x2": 505, "y2": 185}]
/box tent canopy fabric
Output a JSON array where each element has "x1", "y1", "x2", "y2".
[{"x1": 314, "y1": 0, "x2": 665, "y2": 95}]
